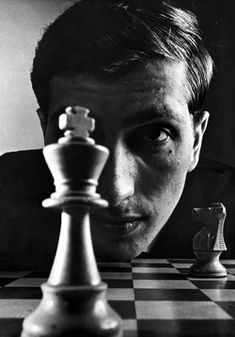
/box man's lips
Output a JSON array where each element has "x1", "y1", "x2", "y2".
[
  {"x1": 94, "y1": 214, "x2": 143, "y2": 225},
  {"x1": 91, "y1": 214, "x2": 146, "y2": 236}
]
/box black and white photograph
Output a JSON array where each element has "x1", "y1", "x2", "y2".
[{"x1": 0, "y1": 1, "x2": 235, "y2": 336}]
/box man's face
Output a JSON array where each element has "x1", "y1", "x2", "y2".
[{"x1": 44, "y1": 60, "x2": 207, "y2": 260}]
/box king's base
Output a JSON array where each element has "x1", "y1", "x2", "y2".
[
  {"x1": 189, "y1": 251, "x2": 227, "y2": 278},
  {"x1": 21, "y1": 282, "x2": 122, "y2": 337}
]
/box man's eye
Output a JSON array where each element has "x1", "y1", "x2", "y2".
[
  {"x1": 141, "y1": 126, "x2": 170, "y2": 144},
  {"x1": 126, "y1": 125, "x2": 173, "y2": 154}
]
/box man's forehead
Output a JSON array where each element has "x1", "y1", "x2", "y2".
[
  {"x1": 49, "y1": 60, "x2": 187, "y2": 97},
  {"x1": 48, "y1": 60, "x2": 189, "y2": 124}
]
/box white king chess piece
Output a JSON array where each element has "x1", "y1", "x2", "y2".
[{"x1": 21, "y1": 106, "x2": 122, "y2": 337}]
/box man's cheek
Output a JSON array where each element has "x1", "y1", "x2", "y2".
[{"x1": 137, "y1": 155, "x2": 187, "y2": 200}]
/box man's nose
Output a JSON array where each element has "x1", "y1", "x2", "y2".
[{"x1": 98, "y1": 140, "x2": 135, "y2": 206}]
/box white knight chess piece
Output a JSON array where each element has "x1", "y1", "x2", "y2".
[{"x1": 190, "y1": 203, "x2": 227, "y2": 277}]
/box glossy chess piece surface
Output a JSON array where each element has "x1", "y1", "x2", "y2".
[
  {"x1": 189, "y1": 202, "x2": 227, "y2": 278},
  {"x1": 21, "y1": 106, "x2": 122, "y2": 337}
]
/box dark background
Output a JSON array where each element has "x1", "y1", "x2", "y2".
[{"x1": 170, "y1": 0, "x2": 235, "y2": 166}]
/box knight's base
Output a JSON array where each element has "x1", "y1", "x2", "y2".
[
  {"x1": 189, "y1": 269, "x2": 227, "y2": 278},
  {"x1": 189, "y1": 251, "x2": 227, "y2": 278},
  {"x1": 21, "y1": 282, "x2": 122, "y2": 337}
]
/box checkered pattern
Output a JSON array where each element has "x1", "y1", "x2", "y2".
[{"x1": 1, "y1": 259, "x2": 235, "y2": 337}]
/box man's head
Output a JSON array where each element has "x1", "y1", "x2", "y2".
[{"x1": 32, "y1": 0, "x2": 213, "y2": 260}]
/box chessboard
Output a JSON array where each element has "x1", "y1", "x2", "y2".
[{"x1": 1, "y1": 259, "x2": 235, "y2": 337}]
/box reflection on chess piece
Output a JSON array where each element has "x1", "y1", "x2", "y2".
[
  {"x1": 189, "y1": 202, "x2": 227, "y2": 278},
  {"x1": 21, "y1": 106, "x2": 122, "y2": 337}
]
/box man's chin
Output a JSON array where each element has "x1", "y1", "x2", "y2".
[
  {"x1": 90, "y1": 216, "x2": 162, "y2": 261},
  {"x1": 94, "y1": 241, "x2": 143, "y2": 261},
  {"x1": 92, "y1": 229, "x2": 150, "y2": 261}
]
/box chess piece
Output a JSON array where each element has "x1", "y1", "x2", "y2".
[
  {"x1": 21, "y1": 106, "x2": 122, "y2": 337},
  {"x1": 189, "y1": 202, "x2": 227, "y2": 277}
]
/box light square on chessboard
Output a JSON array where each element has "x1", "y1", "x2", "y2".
[
  {"x1": 132, "y1": 267, "x2": 180, "y2": 274},
  {"x1": 135, "y1": 300, "x2": 233, "y2": 319},
  {"x1": 221, "y1": 260, "x2": 235, "y2": 265},
  {"x1": 122, "y1": 320, "x2": 138, "y2": 337},
  {"x1": 171, "y1": 263, "x2": 193, "y2": 269},
  {"x1": 123, "y1": 319, "x2": 137, "y2": 331},
  {"x1": 202, "y1": 289, "x2": 235, "y2": 302},
  {"x1": 6, "y1": 278, "x2": 46, "y2": 287},
  {"x1": 132, "y1": 259, "x2": 169, "y2": 264},
  {"x1": 106, "y1": 288, "x2": 134, "y2": 301},
  {"x1": 133, "y1": 279, "x2": 197, "y2": 289},
  {"x1": 0, "y1": 299, "x2": 39, "y2": 318}
]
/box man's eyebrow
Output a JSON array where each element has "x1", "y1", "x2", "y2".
[
  {"x1": 124, "y1": 106, "x2": 181, "y2": 126},
  {"x1": 51, "y1": 105, "x2": 182, "y2": 125}
]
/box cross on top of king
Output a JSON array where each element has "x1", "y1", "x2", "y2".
[{"x1": 59, "y1": 106, "x2": 95, "y2": 140}]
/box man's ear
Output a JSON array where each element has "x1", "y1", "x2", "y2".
[
  {"x1": 37, "y1": 108, "x2": 47, "y2": 137},
  {"x1": 188, "y1": 110, "x2": 210, "y2": 172}
]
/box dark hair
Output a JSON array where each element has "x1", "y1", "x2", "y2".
[{"x1": 31, "y1": 0, "x2": 213, "y2": 121}]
